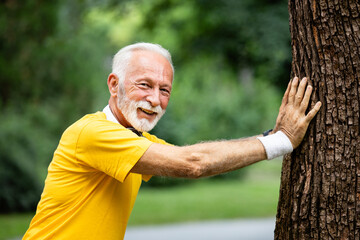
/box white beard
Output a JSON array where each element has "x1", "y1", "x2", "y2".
[{"x1": 117, "y1": 91, "x2": 166, "y2": 132}]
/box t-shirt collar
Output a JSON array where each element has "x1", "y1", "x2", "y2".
[
  {"x1": 102, "y1": 105, "x2": 144, "y2": 137},
  {"x1": 102, "y1": 105, "x2": 120, "y2": 124}
]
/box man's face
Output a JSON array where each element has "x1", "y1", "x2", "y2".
[{"x1": 117, "y1": 50, "x2": 173, "y2": 132}]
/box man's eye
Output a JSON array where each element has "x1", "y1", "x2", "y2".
[
  {"x1": 139, "y1": 83, "x2": 150, "y2": 88},
  {"x1": 161, "y1": 89, "x2": 170, "y2": 94}
]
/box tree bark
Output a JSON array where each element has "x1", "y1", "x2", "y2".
[{"x1": 275, "y1": 0, "x2": 360, "y2": 239}]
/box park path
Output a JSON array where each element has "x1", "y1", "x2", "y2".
[
  {"x1": 125, "y1": 217, "x2": 275, "y2": 240},
  {"x1": 9, "y1": 218, "x2": 275, "y2": 240}
]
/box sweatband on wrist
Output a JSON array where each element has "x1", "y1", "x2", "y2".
[{"x1": 257, "y1": 131, "x2": 293, "y2": 160}]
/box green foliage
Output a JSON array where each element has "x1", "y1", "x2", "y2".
[
  {"x1": 0, "y1": 1, "x2": 110, "y2": 212},
  {"x1": 0, "y1": 0, "x2": 59, "y2": 105},
  {"x1": 0, "y1": 108, "x2": 46, "y2": 212},
  {"x1": 0, "y1": 0, "x2": 291, "y2": 212},
  {"x1": 136, "y1": 0, "x2": 291, "y2": 87},
  {"x1": 0, "y1": 0, "x2": 58, "y2": 213}
]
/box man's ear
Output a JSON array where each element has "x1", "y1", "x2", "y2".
[{"x1": 107, "y1": 73, "x2": 119, "y2": 97}]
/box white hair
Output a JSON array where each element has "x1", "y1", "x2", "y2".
[{"x1": 111, "y1": 42, "x2": 174, "y2": 84}]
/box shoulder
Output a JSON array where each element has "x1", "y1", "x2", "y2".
[
  {"x1": 75, "y1": 112, "x2": 139, "y2": 143},
  {"x1": 142, "y1": 132, "x2": 172, "y2": 145},
  {"x1": 58, "y1": 112, "x2": 105, "y2": 141},
  {"x1": 60, "y1": 111, "x2": 135, "y2": 147},
  {"x1": 61, "y1": 112, "x2": 107, "y2": 137},
  {"x1": 66, "y1": 111, "x2": 107, "y2": 130}
]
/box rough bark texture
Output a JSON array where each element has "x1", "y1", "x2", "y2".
[{"x1": 275, "y1": 0, "x2": 360, "y2": 239}]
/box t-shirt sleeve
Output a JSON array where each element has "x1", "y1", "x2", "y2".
[{"x1": 75, "y1": 120, "x2": 153, "y2": 183}]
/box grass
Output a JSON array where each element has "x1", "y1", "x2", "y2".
[
  {"x1": 129, "y1": 159, "x2": 283, "y2": 225},
  {"x1": 0, "y1": 213, "x2": 34, "y2": 240},
  {"x1": 0, "y1": 159, "x2": 283, "y2": 240}
]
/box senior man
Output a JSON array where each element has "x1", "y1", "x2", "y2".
[{"x1": 24, "y1": 42, "x2": 321, "y2": 240}]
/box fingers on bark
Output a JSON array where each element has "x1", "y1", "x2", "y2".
[
  {"x1": 288, "y1": 77, "x2": 299, "y2": 104},
  {"x1": 300, "y1": 85, "x2": 313, "y2": 112},
  {"x1": 294, "y1": 77, "x2": 308, "y2": 106},
  {"x1": 305, "y1": 101, "x2": 322, "y2": 122}
]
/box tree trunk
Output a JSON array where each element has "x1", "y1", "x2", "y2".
[{"x1": 275, "y1": 0, "x2": 360, "y2": 239}]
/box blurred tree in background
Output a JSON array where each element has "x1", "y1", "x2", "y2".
[{"x1": 0, "y1": 0, "x2": 290, "y2": 212}]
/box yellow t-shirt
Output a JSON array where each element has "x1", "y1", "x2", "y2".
[{"x1": 23, "y1": 112, "x2": 167, "y2": 240}]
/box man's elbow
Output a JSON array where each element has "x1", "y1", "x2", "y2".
[
  {"x1": 184, "y1": 163, "x2": 202, "y2": 179},
  {"x1": 183, "y1": 153, "x2": 208, "y2": 179}
]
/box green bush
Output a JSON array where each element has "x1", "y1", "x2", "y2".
[{"x1": 0, "y1": 110, "x2": 44, "y2": 212}]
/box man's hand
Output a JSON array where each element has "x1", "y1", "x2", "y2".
[{"x1": 273, "y1": 77, "x2": 322, "y2": 149}]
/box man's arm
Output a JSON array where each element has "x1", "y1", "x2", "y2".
[
  {"x1": 132, "y1": 136, "x2": 266, "y2": 178},
  {"x1": 131, "y1": 77, "x2": 321, "y2": 178}
]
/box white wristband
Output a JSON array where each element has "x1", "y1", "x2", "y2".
[{"x1": 257, "y1": 131, "x2": 293, "y2": 160}]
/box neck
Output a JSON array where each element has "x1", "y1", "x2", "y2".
[{"x1": 108, "y1": 98, "x2": 131, "y2": 128}]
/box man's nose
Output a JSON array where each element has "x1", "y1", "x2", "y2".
[{"x1": 146, "y1": 89, "x2": 161, "y2": 107}]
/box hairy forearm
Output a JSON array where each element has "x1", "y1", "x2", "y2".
[
  {"x1": 182, "y1": 137, "x2": 266, "y2": 178},
  {"x1": 133, "y1": 136, "x2": 267, "y2": 178}
]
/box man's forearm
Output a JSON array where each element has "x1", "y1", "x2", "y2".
[
  {"x1": 132, "y1": 137, "x2": 267, "y2": 178},
  {"x1": 181, "y1": 137, "x2": 266, "y2": 177}
]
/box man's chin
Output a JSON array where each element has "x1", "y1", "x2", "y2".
[{"x1": 130, "y1": 119, "x2": 157, "y2": 132}]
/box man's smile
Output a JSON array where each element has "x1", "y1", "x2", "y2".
[{"x1": 139, "y1": 107, "x2": 157, "y2": 116}]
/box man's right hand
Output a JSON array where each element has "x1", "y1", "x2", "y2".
[{"x1": 273, "y1": 76, "x2": 322, "y2": 149}]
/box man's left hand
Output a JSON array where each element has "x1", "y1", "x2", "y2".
[{"x1": 273, "y1": 76, "x2": 322, "y2": 149}]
